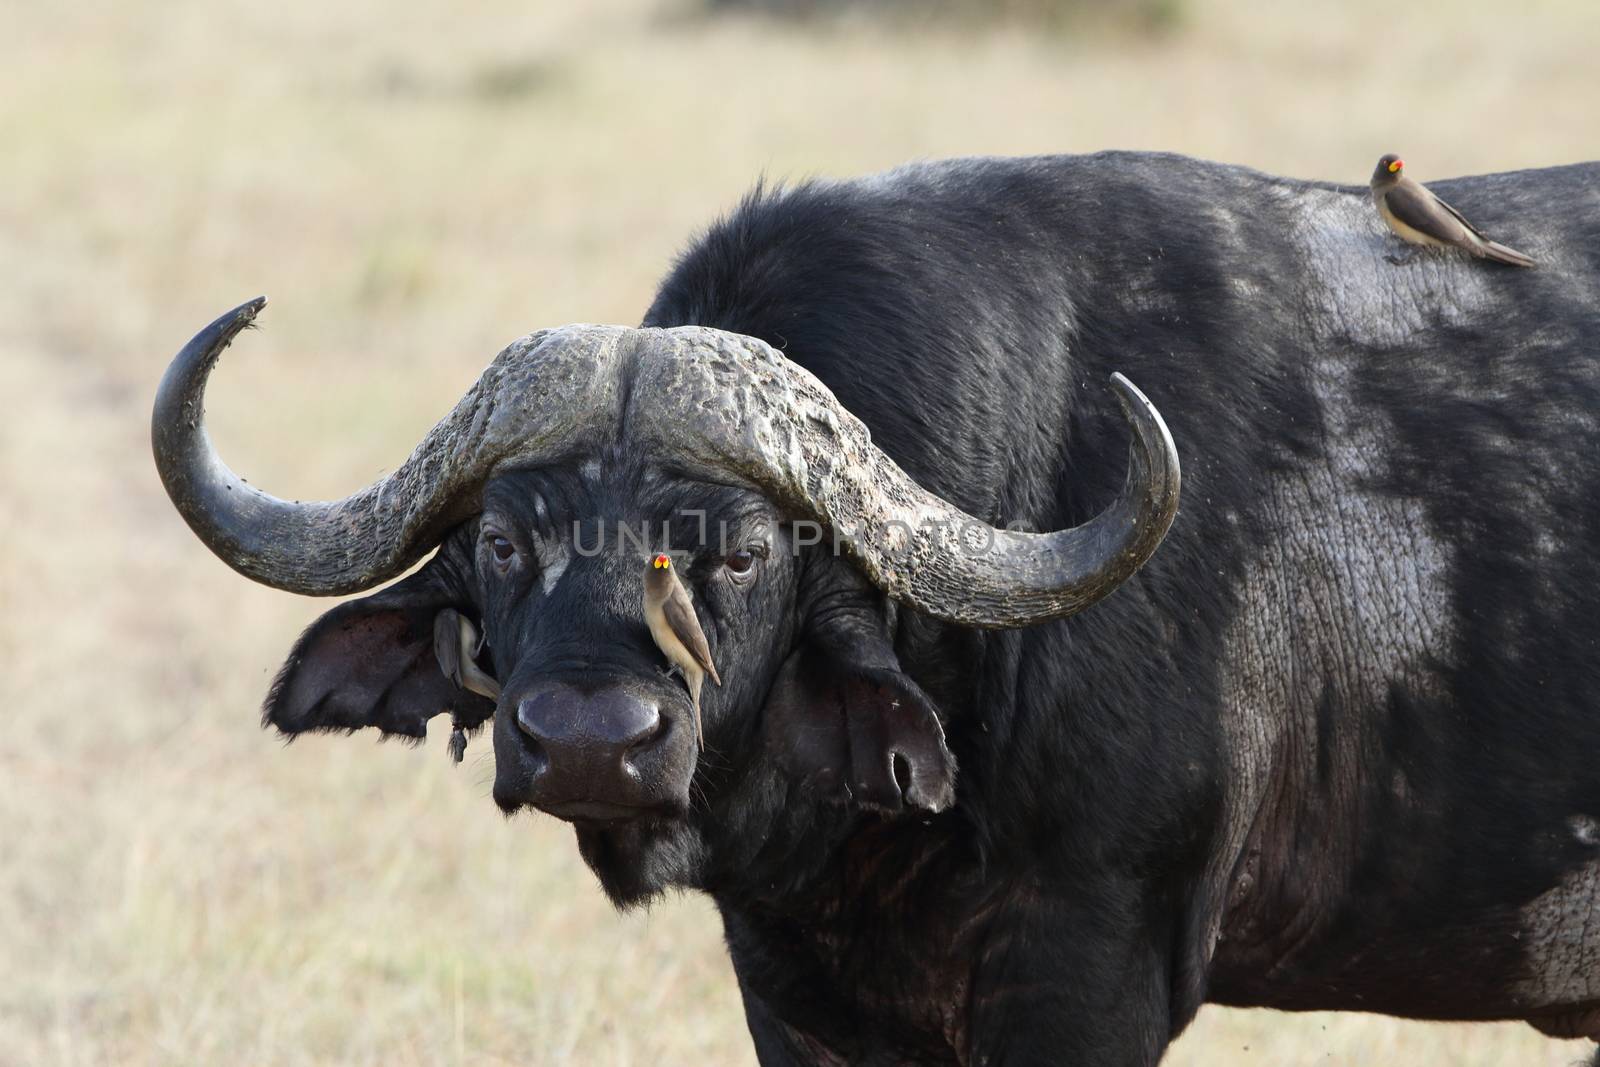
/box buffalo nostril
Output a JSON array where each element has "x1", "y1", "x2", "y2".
[
  {"x1": 624, "y1": 700, "x2": 662, "y2": 751},
  {"x1": 513, "y1": 700, "x2": 552, "y2": 778},
  {"x1": 622, "y1": 703, "x2": 665, "y2": 764},
  {"x1": 521, "y1": 734, "x2": 549, "y2": 779}
]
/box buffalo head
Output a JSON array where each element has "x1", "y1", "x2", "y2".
[{"x1": 152, "y1": 297, "x2": 1179, "y2": 901}]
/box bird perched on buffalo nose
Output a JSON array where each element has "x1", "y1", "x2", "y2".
[
  {"x1": 1370, "y1": 153, "x2": 1536, "y2": 267},
  {"x1": 642, "y1": 553, "x2": 721, "y2": 749}
]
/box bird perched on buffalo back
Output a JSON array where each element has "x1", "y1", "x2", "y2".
[
  {"x1": 1370, "y1": 153, "x2": 1535, "y2": 268},
  {"x1": 643, "y1": 553, "x2": 720, "y2": 747}
]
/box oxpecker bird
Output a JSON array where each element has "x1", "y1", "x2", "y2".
[
  {"x1": 643, "y1": 552, "x2": 721, "y2": 747},
  {"x1": 1370, "y1": 154, "x2": 1535, "y2": 267},
  {"x1": 433, "y1": 608, "x2": 501, "y2": 763}
]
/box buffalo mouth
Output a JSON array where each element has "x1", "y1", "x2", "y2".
[
  {"x1": 493, "y1": 785, "x2": 685, "y2": 826},
  {"x1": 491, "y1": 779, "x2": 689, "y2": 825},
  {"x1": 536, "y1": 798, "x2": 677, "y2": 825}
]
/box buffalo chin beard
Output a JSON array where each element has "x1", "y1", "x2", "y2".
[{"x1": 574, "y1": 815, "x2": 710, "y2": 907}]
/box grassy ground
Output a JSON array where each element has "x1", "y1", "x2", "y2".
[{"x1": 3, "y1": 0, "x2": 1597, "y2": 1062}]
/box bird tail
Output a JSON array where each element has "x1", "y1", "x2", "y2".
[
  {"x1": 1480, "y1": 239, "x2": 1536, "y2": 268},
  {"x1": 688, "y1": 674, "x2": 705, "y2": 751}
]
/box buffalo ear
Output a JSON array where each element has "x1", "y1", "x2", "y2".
[
  {"x1": 264, "y1": 570, "x2": 495, "y2": 742},
  {"x1": 764, "y1": 639, "x2": 956, "y2": 814}
]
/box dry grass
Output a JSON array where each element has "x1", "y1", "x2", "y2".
[{"x1": 2, "y1": 0, "x2": 1597, "y2": 1063}]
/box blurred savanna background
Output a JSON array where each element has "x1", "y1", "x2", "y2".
[{"x1": 3, "y1": 0, "x2": 1597, "y2": 1063}]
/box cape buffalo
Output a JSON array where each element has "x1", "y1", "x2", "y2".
[{"x1": 153, "y1": 152, "x2": 1600, "y2": 1064}]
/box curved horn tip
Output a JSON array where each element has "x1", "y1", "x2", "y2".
[
  {"x1": 211, "y1": 294, "x2": 269, "y2": 334},
  {"x1": 224, "y1": 294, "x2": 269, "y2": 335},
  {"x1": 161, "y1": 296, "x2": 269, "y2": 386},
  {"x1": 1106, "y1": 371, "x2": 1155, "y2": 420},
  {"x1": 204, "y1": 295, "x2": 270, "y2": 350},
  {"x1": 1107, "y1": 372, "x2": 1179, "y2": 465},
  {"x1": 153, "y1": 296, "x2": 271, "y2": 430},
  {"x1": 1107, "y1": 371, "x2": 1184, "y2": 559}
]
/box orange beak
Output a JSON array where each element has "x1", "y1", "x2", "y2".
[
  {"x1": 653, "y1": 553, "x2": 671, "y2": 569},
  {"x1": 1388, "y1": 159, "x2": 1403, "y2": 173}
]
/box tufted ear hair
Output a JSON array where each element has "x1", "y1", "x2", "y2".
[
  {"x1": 762, "y1": 562, "x2": 956, "y2": 814},
  {"x1": 264, "y1": 542, "x2": 495, "y2": 743}
]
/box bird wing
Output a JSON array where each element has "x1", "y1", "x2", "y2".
[
  {"x1": 433, "y1": 609, "x2": 465, "y2": 685},
  {"x1": 1426, "y1": 188, "x2": 1495, "y2": 242},
  {"x1": 665, "y1": 586, "x2": 721, "y2": 686},
  {"x1": 1385, "y1": 179, "x2": 1474, "y2": 244}
]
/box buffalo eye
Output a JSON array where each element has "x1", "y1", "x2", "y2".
[
  {"x1": 483, "y1": 530, "x2": 518, "y2": 571},
  {"x1": 724, "y1": 548, "x2": 759, "y2": 582}
]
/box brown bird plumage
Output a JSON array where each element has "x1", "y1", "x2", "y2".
[
  {"x1": 433, "y1": 608, "x2": 502, "y2": 702},
  {"x1": 432, "y1": 608, "x2": 501, "y2": 764},
  {"x1": 1370, "y1": 153, "x2": 1535, "y2": 268},
  {"x1": 643, "y1": 553, "x2": 720, "y2": 747}
]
